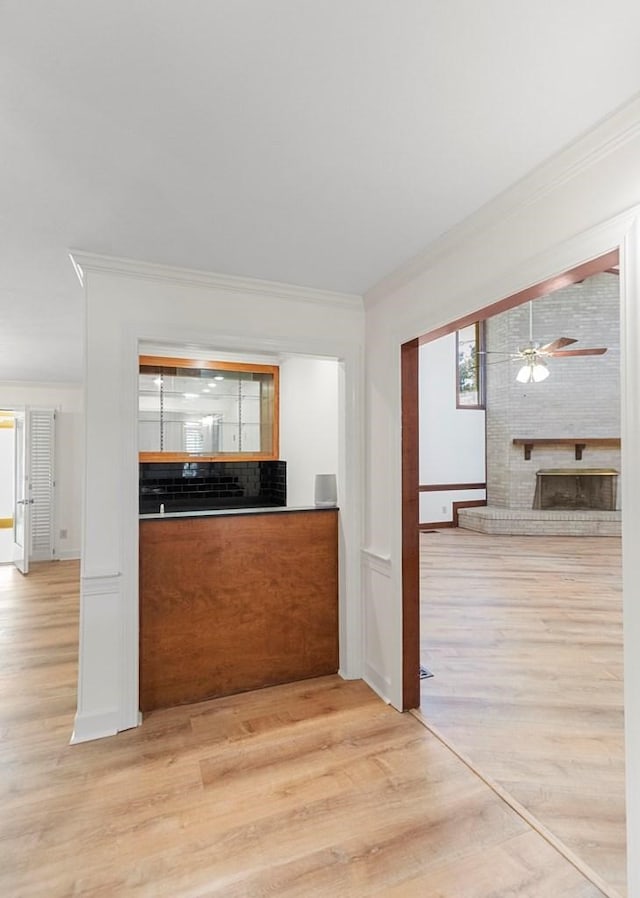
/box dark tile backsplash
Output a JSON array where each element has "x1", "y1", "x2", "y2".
[{"x1": 140, "y1": 460, "x2": 287, "y2": 513}]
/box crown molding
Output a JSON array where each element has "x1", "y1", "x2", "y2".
[
  {"x1": 68, "y1": 251, "x2": 363, "y2": 310},
  {"x1": 365, "y1": 92, "x2": 640, "y2": 306}
]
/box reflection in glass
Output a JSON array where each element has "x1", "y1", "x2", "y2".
[{"x1": 138, "y1": 362, "x2": 276, "y2": 458}]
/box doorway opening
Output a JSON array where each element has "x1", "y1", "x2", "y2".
[
  {"x1": 0, "y1": 407, "x2": 57, "y2": 572},
  {"x1": 401, "y1": 249, "x2": 625, "y2": 896},
  {"x1": 0, "y1": 410, "x2": 15, "y2": 563}
]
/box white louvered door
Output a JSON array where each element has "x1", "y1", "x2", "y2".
[{"x1": 29, "y1": 409, "x2": 56, "y2": 562}]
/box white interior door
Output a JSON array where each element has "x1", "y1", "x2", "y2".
[
  {"x1": 29, "y1": 409, "x2": 56, "y2": 562},
  {"x1": 12, "y1": 408, "x2": 31, "y2": 574}
]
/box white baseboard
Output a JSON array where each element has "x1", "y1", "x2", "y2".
[
  {"x1": 70, "y1": 708, "x2": 120, "y2": 744},
  {"x1": 337, "y1": 667, "x2": 360, "y2": 681},
  {"x1": 363, "y1": 662, "x2": 392, "y2": 704},
  {"x1": 55, "y1": 549, "x2": 81, "y2": 561}
]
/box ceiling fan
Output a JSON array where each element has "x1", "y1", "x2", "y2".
[{"x1": 483, "y1": 300, "x2": 608, "y2": 383}]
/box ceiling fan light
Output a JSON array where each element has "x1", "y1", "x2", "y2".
[
  {"x1": 516, "y1": 364, "x2": 533, "y2": 384},
  {"x1": 532, "y1": 361, "x2": 549, "y2": 382},
  {"x1": 516, "y1": 358, "x2": 549, "y2": 384}
]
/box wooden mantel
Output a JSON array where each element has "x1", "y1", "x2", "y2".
[{"x1": 513, "y1": 438, "x2": 621, "y2": 461}]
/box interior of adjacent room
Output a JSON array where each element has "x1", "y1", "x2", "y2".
[
  {"x1": 412, "y1": 258, "x2": 625, "y2": 896},
  {"x1": 0, "y1": 411, "x2": 15, "y2": 564}
]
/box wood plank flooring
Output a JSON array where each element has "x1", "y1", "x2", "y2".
[
  {"x1": 0, "y1": 559, "x2": 610, "y2": 897},
  {"x1": 419, "y1": 529, "x2": 626, "y2": 896}
]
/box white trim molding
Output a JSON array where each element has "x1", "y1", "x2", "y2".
[
  {"x1": 621, "y1": 216, "x2": 640, "y2": 898},
  {"x1": 361, "y1": 548, "x2": 394, "y2": 704},
  {"x1": 70, "y1": 709, "x2": 121, "y2": 745},
  {"x1": 72, "y1": 572, "x2": 125, "y2": 744},
  {"x1": 361, "y1": 547, "x2": 392, "y2": 573},
  {"x1": 69, "y1": 250, "x2": 363, "y2": 310}
]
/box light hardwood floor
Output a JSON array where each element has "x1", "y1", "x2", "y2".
[
  {"x1": 419, "y1": 529, "x2": 626, "y2": 897},
  {"x1": 0, "y1": 560, "x2": 611, "y2": 897}
]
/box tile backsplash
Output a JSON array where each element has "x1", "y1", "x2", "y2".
[{"x1": 139, "y1": 460, "x2": 286, "y2": 513}]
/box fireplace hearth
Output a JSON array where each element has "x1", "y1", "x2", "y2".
[{"x1": 533, "y1": 468, "x2": 618, "y2": 511}]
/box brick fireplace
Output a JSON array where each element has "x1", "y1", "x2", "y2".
[{"x1": 458, "y1": 272, "x2": 622, "y2": 537}]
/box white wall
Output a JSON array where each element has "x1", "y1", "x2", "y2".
[
  {"x1": 0, "y1": 383, "x2": 82, "y2": 559},
  {"x1": 363, "y1": 95, "x2": 640, "y2": 897},
  {"x1": 73, "y1": 256, "x2": 364, "y2": 748},
  {"x1": 419, "y1": 333, "x2": 486, "y2": 524},
  {"x1": 419, "y1": 334, "x2": 485, "y2": 485},
  {"x1": 419, "y1": 489, "x2": 486, "y2": 524},
  {"x1": 280, "y1": 356, "x2": 339, "y2": 507}
]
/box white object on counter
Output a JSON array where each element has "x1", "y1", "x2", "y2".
[{"x1": 314, "y1": 473, "x2": 337, "y2": 507}]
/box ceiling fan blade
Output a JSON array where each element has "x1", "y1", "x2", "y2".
[
  {"x1": 547, "y1": 347, "x2": 608, "y2": 357},
  {"x1": 478, "y1": 349, "x2": 514, "y2": 356},
  {"x1": 485, "y1": 357, "x2": 517, "y2": 366},
  {"x1": 538, "y1": 337, "x2": 578, "y2": 353}
]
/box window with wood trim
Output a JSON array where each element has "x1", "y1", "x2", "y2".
[
  {"x1": 456, "y1": 322, "x2": 485, "y2": 409},
  {"x1": 138, "y1": 356, "x2": 279, "y2": 462}
]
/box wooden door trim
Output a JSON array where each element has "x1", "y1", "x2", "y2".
[
  {"x1": 417, "y1": 250, "x2": 619, "y2": 345},
  {"x1": 401, "y1": 338, "x2": 420, "y2": 710}
]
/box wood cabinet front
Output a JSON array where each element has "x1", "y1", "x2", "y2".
[{"x1": 139, "y1": 510, "x2": 338, "y2": 712}]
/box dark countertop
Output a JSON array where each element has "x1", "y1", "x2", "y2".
[
  {"x1": 139, "y1": 505, "x2": 338, "y2": 520},
  {"x1": 138, "y1": 496, "x2": 284, "y2": 515}
]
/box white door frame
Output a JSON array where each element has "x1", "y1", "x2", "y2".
[{"x1": 12, "y1": 408, "x2": 30, "y2": 574}]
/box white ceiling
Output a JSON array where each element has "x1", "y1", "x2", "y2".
[{"x1": 2, "y1": 1, "x2": 640, "y2": 383}]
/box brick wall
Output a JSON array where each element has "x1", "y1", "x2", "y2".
[{"x1": 485, "y1": 272, "x2": 621, "y2": 509}]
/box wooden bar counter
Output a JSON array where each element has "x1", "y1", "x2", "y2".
[{"x1": 139, "y1": 508, "x2": 339, "y2": 712}]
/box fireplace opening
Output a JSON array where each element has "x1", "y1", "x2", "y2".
[{"x1": 533, "y1": 468, "x2": 618, "y2": 511}]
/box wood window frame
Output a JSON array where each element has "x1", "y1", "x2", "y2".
[
  {"x1": 139, "y1": 355, "x2": 280, "y2": 463},
  {"x1": 455, "y1": 320, "x2": 485, "y2": 410}
]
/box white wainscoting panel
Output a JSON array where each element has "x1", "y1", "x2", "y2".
[
  {"x1": 361, "y1": 548, "x2": 394, "y2": 704},
  {"x1": 71, "y1": 572, "x2": 124, "y2": 744}
]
